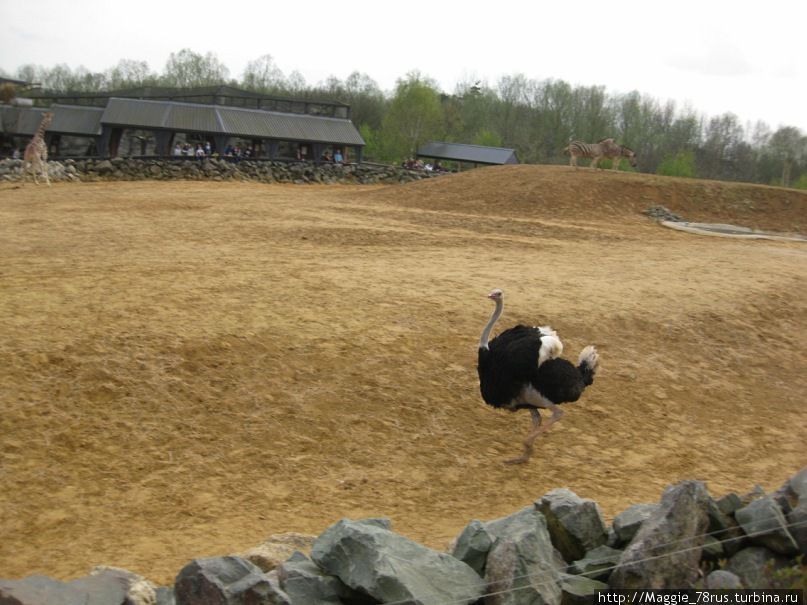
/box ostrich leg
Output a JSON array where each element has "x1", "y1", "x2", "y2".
[{"x1": 505, "y1": 403, "x2": 564, "y2": 465}]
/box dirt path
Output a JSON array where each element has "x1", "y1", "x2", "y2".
[{"x1": 1, "y1": 166, "x2": 806, "y2": 584}]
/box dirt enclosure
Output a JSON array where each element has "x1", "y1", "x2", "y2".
[{"x1": 1, "y1": 165, "x2": 806, "y2": 584}]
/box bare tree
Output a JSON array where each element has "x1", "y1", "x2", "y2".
[{"x1": 769, "y1": 126, "x2": 806, "y2": 187}]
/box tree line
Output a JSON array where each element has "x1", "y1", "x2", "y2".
[{"x1": 5, "y1": 49, "x2": 806, "y2": 189}]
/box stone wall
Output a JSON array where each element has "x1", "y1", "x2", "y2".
[
  {"x1": 0, "y1": 157, "x2": 443, "y2": 186},
  {"x1": 1, "y1": 467, "x2": 805, "y2": 604}
]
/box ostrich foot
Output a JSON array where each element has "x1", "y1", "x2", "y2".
[{"x1": 504, "y1": 444, "x2": 533, "y2": 465}]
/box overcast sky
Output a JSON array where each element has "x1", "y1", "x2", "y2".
[{"x1": 2, "y1": 0, "x2": 805, "y2": 133}]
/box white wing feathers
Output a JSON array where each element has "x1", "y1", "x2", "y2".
[{"x1": 536, "y1": 326, "x2": 563, "y2": 367}]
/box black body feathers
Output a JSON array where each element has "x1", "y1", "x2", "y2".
[{"x1": 477, "y1": 325, "x2": 595, "y2": 410}]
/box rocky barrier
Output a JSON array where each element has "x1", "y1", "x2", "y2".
[
  {"x1": 1, "y1": 467, "x2": 805, "y2": 604},
  {"x1": 0, "y1": 157, "x2": 442, "y2": 186}
]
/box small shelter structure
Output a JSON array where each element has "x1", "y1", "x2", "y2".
[{"x1": 417, "y1": 142, "x2": 518, "y2": 169}]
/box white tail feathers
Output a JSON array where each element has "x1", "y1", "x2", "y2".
[
  {"x1": 537, "y1": 326, "x2": 563, "y2": 367},
  {"x1": 578, "y1": 345, "x2": 600, "y2": 373}
]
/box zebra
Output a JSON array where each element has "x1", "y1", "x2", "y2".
[{"x1": 563, "y1": 138, "x2": 637, "y2": 170}]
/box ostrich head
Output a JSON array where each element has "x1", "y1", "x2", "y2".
[{"x1": 488, "y1": 288, "x2": 503, "y2": 301}]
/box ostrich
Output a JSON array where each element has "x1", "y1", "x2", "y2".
[{"x1": 477, "y1": 288, "x2": 600, "y2": 464}]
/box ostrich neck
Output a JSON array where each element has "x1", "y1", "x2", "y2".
[{"x1": 479, "y1": 298, "x2": 503, "y2": 349}]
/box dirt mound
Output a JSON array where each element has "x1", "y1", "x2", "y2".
[
  {"x1": 373, "y1": 165, "x2": 807, "y2": 233},
  {"x1": 1, "y1": 177, "x2": 805, "y2": 585}
]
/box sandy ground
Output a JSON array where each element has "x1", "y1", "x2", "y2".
[{"x1": 1, "y1": 165, "x2": 806, "y2": 585}]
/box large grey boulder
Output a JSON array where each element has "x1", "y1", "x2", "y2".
[
  {"x1": 536, "y1": 488, "x2": 608, "y2": 562},
  {"x1": 715, "y1": 493, "x2": 743, "y2": 516},
  {"x1": 277, "y1": 552, "x2": 371, "y2": 605},
  {"x1": 451, "y1": 519, "x2": 494, "y2": 576},
  {"x1": 772, "y1": 466, "x2": 807, "y2": 514},
  {"x1": 174, "y1": 556, "x2": 290, "y2": 605},
  {"x1": 725, "y1": 547, "x2": 790, "y2": 589},
  {"x1": 785, "y1": 501, "x2": 807, "y2": 557},
  {"x1": 94, "y1": 160, "x2": 114, "y2": 175},
  {"x1": 706, "y1": 498, "x2": 744, "y2": 557},
  {"x1": 569, "y1": 545, "x2": 622, "y2": 582},
  {"x1": 311, "y1": 518, "x2": 484, "y2": 605},
  {"x1": 90, "y1": 567, "x2": 158, "y2": 605},
  {"x1": 482, "y1": 506, "x2": 563, "y2": 605},
  {"x1": 734, "y1": 496, "x2": 799, "y2": 556},
  {"x1": 609, "y1": 504, "x2": 659, "y2": 547},
  {"x1": 558, "y1": 573, "x2": 608, "y2": 605},
  {"x1": 0, "y1": 574, "x2": 128, "y2": 605},
  {"x1": 704, "y1": 570, "x2": 743, "y2": 589},
  {"x1": 609, "y1": 481, "x2": 711, "y2": 589}
]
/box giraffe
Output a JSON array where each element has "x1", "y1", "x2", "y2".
[{"x1": 23, "y1": 112, "x2": 54, "y2": 186}]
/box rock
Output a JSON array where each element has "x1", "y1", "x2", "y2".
[
  {"x1": 558, "y1": 573, "x2": 608, "y2": 605},
  {"x1": 701, "y1": 535, "x2": 724, "y2": 560},
  {"x1": 609, "y1": 481, "x2": 711, "y2": 589},
  {"x1": 610, "y1": 503, "x2": 659, "y2": 546},
  {"x1": 726, "y1": 547, "x2": 790, "y2": 589},
  {"x1": 786, "y1": 501, "x2": 807, "y2": 557},
  {"x1": 644, "y1": 206, "x2": 683, "y2": 222},
  {"x1": 734, "y1": 496, "x2": 799, "y2": 556},
  {"x1": 277, "y1": 552, "x2": 370, "y2": 605},
  {"x1": 705, "y1": 570, "x2": 744, "y2": 589},
  {"x1": 569, "y1": 545, "x2": 622, "y2": 582},
  {"x1": 155, "y1": 586, "x2": 176, "y2": 605},
  {"x1": 706, "y1": 498, "x2": 745, "y2": 556},
  {"x1": 90, "y1": 566, "x2": 157, "y2": 604},
  {"x1": 536, "y1": 488, "x2": 608, "y2": 562},
  {"x1": 739, "y1": 485, "x2": 766, "y2": 506},
  {"x1": 715, "y1": 493, "x2": 743, "y2": 516},
  {"x1": 772, "y1": 466, "x2": 807, "y2": 514},
  {"x1": 788, "y1": 466, "x2": 807, "y2": 499},
  {"x1": 451, "y1": 519, "x2": 494, "y2": 576},
  {"x1": 174, "y1": 556, "x2": 290, "y2": 605},
  {"x1": 0, "y1": 573, "x2": 127, "y2": 605},
  {"x1": 95, "y1": 160, "x2": 114, "y2": 174},
  {"x1": 238, "y1": 533, "x2": 317, "y2": 572},
  {"x1": 311, "y1": 518, "x2": 484, "y2": 605},
  {"x1": 0, "y1": 158, "x2": 442, "y2": 186},
  {"x1": 483, "y1": 506, "x2": 563, "y2": 605}
]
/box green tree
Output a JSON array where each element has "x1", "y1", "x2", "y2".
[
  {"x1": 698, "y1": 113, "x2": 744, "y2": 180},
  {"x1": 379, "y1": 72, "x2": 443, "y2": 162},
  {"x1": 358, "y1": 124, "x2": 382, "y2": 162},
  {"x1": 530, "y1": 79, "x2": 575, "y2": 163},
  {"x1": 657, "y1": 150, "x2": 696, "y2": 177},
  {"x1": 768, "y1": 126, "x2": 805, "y2": 187},
  {"x1": 342, "y1": 72, "x2": 386, "y2": 131},
  {"x1": 473, "y1": 128, "x2": 503, "y2": 147}
]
